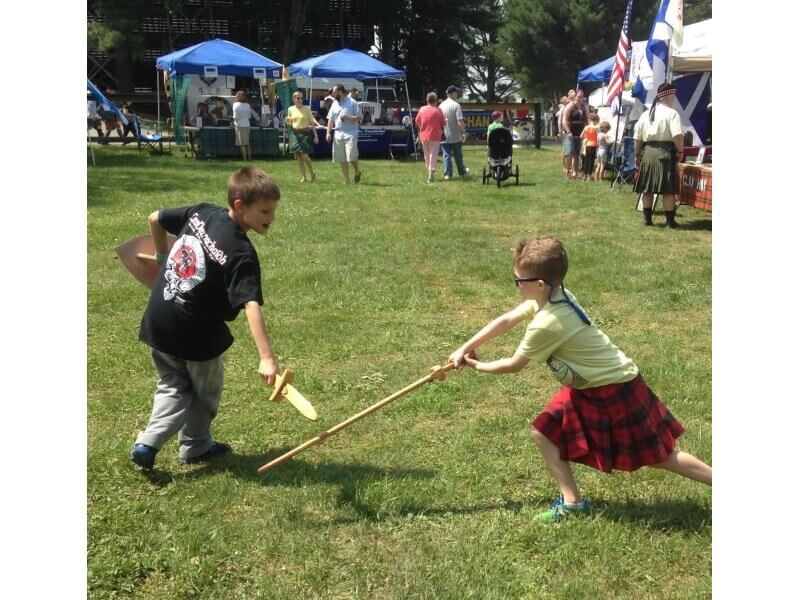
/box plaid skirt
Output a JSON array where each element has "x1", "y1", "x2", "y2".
[
  {"x1": 288, "y1": 129, "x2": 313, "y2": 155},
  {"x1": 532, "y1": 375, "x2": 684, "y2": 473}
]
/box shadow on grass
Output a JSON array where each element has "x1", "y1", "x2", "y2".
[
  {"x1": 144, "y1": 447, "x2": 433, "y2": 483},
  {"x1": 676, "y1": 218, "x2": 712, "y2": 231},
  {"x1": 328, "y1": 498, "x2": 530, "y2": 525},
  {"x1": 592, "y1": 498, "x2": 711, "y2": 533}
]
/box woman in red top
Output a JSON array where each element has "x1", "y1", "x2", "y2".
[{"x1": 414, "y1": 92, "x2": 447, "y2": 183}]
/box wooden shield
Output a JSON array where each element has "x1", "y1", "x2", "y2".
[{"x1": 114, "y1": 234, "x2": 176, "y2": 290}]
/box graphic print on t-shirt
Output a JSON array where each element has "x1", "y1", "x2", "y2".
[
  {"x1": 546, "y1": 356, "x2": 588, "y2": 387},
  {"x1": 163, "y1": 234, "x2": 206, "y2": 302}
]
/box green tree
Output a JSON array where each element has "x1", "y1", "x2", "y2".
[
  {"x1": 499, "y1": 0, "x2": 678, "y2": 98},
  {"x1": 397, "y1": 0, "x2": 484, "y2": 99},
  {"x1": 685, "y1": 0, "x2": 712, "y2": 23},
  {"x1": 88, "y1": 0, "x2": 174, "y2": 91},
  {"x1": 460, "y1": 0, "x2": 520, "y2": 102}
]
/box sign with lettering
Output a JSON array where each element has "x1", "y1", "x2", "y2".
[{"x1": 678, "y1": 164, "x2": 712, "y2": 211}]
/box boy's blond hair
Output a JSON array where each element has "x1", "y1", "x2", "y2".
[
  {"x1": 514, "y1": 236, "x2": 568, "y2": 284},
  {"x1": 227, "y1": 167, "x2": 281, "y2": 208},
  {"x1": 598, "y1": 121, "x2": 611, "y2": 132}
]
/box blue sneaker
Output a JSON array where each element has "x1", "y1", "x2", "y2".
[
  {"x1": 130, "y1": 444, "x2": 157, "y2": 470},
  {"x1": 535, "y1": 496, "x2": 591, "y2": 523},
  {"x1": 180, "y1": 442, "x2": 232, "y2": 465}
]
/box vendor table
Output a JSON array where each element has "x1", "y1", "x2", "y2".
[
  {"x1": 677, "y1": 163, "x2": 712, "y2": 212},
  {"x1": 311, "y1": 125, "x2": 414, "y2": 158},
  {"x1": 185, "y1": 126, "x2": 279, "y2": 158}
]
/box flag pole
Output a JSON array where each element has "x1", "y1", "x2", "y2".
[{"x1": 610, "y1": 91, "x2": 624, "y2": 189}]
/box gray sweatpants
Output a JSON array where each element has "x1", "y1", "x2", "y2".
[{"x1": 136, "y1": 348, "x2": 224, "y2": 460}]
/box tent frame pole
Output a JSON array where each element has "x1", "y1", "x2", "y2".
[
  {"x1": 403, "y1": 79, "x2": 418, "y2": 160},
  {"x1": 156, "y1": 69, "x2": 161, "y2": 134}
]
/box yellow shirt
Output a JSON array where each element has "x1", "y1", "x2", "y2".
[
  {"x1": 287, "y1": 105, "x2": 314, "y2": 130},
  {"x1": 514, "y1": 288, "x2": 639, "y2": 389}
]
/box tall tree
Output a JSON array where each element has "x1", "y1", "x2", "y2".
[
  {"x1": 275, "y1": 0, "x2": 317, "y2": 65},
  {"x1": 500, "y1": 0, "x2": 664, "y2": 98},
  {"x1": 460, "y1": 1, "x2": 520, "y2": 102},
  {"x1": 89, "y1": 0, "x2": 176, "y2": 91},
  {"x1": 396, "y1": 0, "x2": 484, "y2": 99}
]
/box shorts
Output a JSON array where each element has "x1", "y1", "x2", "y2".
[
  {"x1": 562, "y1": 135, "x2": 580, "y2": 156},
  {"x1": 235, "y1": 127, "x2": 251, "y2": 146},
  {"x1": 332, "y1": 136, "x2": 358, "y2": 163},
  {"x1": 597, "y1": 147, "x2": 608, "y2": 163}
]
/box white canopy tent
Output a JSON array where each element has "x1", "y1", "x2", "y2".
[{"x1": 672, "y1": 19, "x2": 712, "y2": 73}]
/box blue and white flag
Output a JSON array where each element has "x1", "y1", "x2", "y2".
[
  {"x1": 631, "y1": 0, "x2": 707, "y2": 144},
  {"x1": 632, "y1": 0, "x2": 680, "y2": 105}
]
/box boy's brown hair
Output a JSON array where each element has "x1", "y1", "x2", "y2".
[
  {"x1": 514, "y1": 236, "x2": 568, "y2": 284},
  {"x1": 227, "y1": 167, "x2": 281, "y2": 208},
  {"x1": 589, "y1": 113, "x2": 599, "y2": 123}
]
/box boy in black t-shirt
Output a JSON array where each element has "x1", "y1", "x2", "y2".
[{"x1": 131, "y1": 167, "x2": 282, "y2": 470}]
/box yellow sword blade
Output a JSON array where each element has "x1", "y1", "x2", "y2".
[{"x1": 283, "y1": 384, "x2": 319, "y2": 421}]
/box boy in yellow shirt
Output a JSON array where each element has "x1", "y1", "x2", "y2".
[{"x1": 449, "y1": 236, "x2": 711, "y2": 522}]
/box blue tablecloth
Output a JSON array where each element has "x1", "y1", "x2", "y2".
[{"x1": 310, "y1": 126, "x2": 414, "y2": 158}]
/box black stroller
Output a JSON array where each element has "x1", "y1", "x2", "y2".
[{"x1": 482, "y1": 127, "x2": 520, "y2": 187}]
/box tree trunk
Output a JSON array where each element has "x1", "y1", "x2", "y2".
[{"x1": 279, "y1": 0, "x2": 310, "y2": 65}]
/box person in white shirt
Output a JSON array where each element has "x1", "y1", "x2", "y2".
[
  {"x1": 326, "y1": 84, "x2": 363, "y2": 184},
  {"x1": 439, "y1": 85, "x2": 469, "y2": 180},
  {"x1": 87, "y1": 96, "x2": 103, "y2": 138},
  {"x1": 232, "y1": 91, "x2": 258, "y2": 161},
  {"x1": 633, "y1": 82, "x2": 685, "y2": 228}
]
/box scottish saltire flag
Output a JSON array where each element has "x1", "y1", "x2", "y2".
[
  {"x1": 605, "y1": 0, "x2": 634, "y2": 107},
  {"x1": 632, "y1": 0, "x2": 682, "y2": 105},
  {"x1": 632, "y1": 0, "x2": 707, "y2": 144}
]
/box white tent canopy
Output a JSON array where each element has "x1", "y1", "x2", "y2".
[{"x1": 672, "y1": 19, "x2": 711, "y2": 73}]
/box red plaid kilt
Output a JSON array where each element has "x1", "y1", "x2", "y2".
[{"x1": 531, "y1": 375, "x2": 685, "y2": 473}]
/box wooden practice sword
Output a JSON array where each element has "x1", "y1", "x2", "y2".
[{"x1": 257, "y1": 362, "x2": 456, "y2": 474}]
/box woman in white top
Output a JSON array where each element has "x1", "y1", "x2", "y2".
[{"x1": 232, "y1": 90, "x2": 258, "y2": 160}]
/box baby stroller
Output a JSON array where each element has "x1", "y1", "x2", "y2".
[{"x1": 482, "y1": 127, "x2": 520, "y2": 187}]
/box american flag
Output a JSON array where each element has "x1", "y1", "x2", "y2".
[{"x1": 605, "y1": 0, "x2": 634, "y2": 105}]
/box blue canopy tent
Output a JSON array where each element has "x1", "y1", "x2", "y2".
[
  {"x1": 288, "y1": 49, "x2": 417, "y2": 158},
  {"x1": 87, "y1": 78, "x2": 128, "y2": 125},
  {"x1": 577, "y1": 55, "x2": 616, "y2": 83},
  {"x1": 155, "y1": 39, "x2": 282, "y2": 139}
]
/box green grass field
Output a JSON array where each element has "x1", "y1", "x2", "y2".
[{"x1": 88, "y1": 143, "x2": 711, "y2": 599}]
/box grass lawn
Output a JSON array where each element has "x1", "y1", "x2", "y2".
[{"x1": 88, "y1": 143, "x2": 711, "y2": 599}]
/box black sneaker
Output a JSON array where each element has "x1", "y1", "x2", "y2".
[
  {"x1": 180, "y1": 442, "x2": 232, "y2": 465},
  {"x1": 130, "y1": 444, "x2": 157, "y2": 470}
]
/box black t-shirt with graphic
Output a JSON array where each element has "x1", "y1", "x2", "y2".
[{"x1": 139, "y1": 203, "x2": 263, "y2": 361}]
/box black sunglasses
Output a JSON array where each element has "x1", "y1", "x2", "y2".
[{"x1": 514, "y1": 276, "x2": 546, "y2": 288}]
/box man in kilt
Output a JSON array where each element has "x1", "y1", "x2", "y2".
[
  {"x1": 449, "y1": 236, "x2": 711, "y2": 523},
  {"x1": 633, "y1": 82, "x2": 685, "y2": 228}
]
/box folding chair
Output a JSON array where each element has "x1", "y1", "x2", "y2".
[
  {"x1": 610, "y1": 136, "x2": 637, "y2": 190},
  {"x1": 389, "y1": 128, "x2": 411, "y2": 160},
  {"x1": 134, "y1": 116, "x2": 165, "y2": 155}
]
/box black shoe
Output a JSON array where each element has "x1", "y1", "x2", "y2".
[
  {"x1": 180, "y1": 442, "x2": 232, "y2": 464},
  {"x1": 643, "y1": 207, "x2": 654, "y2": 226},
  {"x1": 665, "y1": 210, "x2": 679, "y2": 228}
]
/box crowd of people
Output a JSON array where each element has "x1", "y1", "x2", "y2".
[{"x1": 554, "y1": 82, "x2": 687, "y2": 228}]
